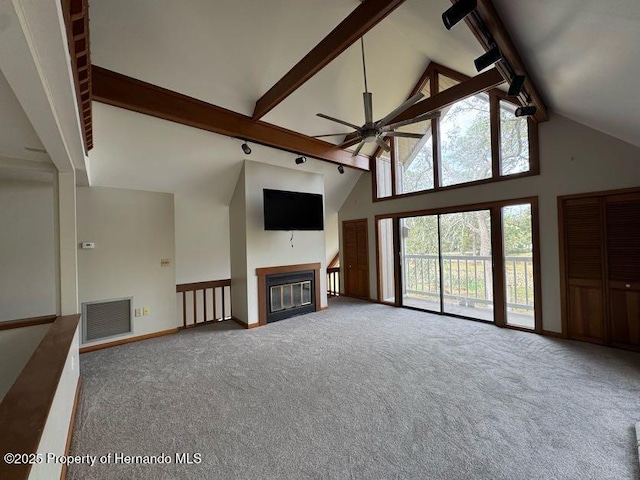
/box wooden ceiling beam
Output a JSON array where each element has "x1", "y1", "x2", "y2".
[
  {"x1": 251, "y1": 0, "x2": 406, "y2": 120},
  {"x1": 384, "y1": 67, "x2": 505, "y2": 124},
  {"x1": 457, "y1": 0, "x2": 548, "y2": 122},
  {"x1": 92, "y1": 66, "x2": 370, "y2": 171}
]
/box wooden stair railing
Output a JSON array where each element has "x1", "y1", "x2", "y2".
[
  {"x1": 327, "y1": 267, "x2": 340, "y2": 297},
  {"x1": 176, "y1": 279, "x2": 231, "y2": 328}
]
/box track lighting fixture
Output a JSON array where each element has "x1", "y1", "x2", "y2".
[
  {"x1": 442, "y1": 0, "x2": 477, "y2": 30},
  {"x1": 508, "y1": 75, "x2": 526, "y2": 96},
  {"x1": 337, "y1": 165, "x2": 345, "y2": 174},
  {"x1": 515, "y1": 105, "x2": 537, "y2": 117},
  {"x1": 241, "y1": 141, "x2": 251, "y2": 155},
  {"x1": 295, "y1": 155, "x2": 307, "y2": 165},
  {"x1": 474, "y1": 46, "x2": 502, "y2": 72}
]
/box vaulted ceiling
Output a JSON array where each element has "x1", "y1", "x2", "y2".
[{"x1": 83, "y1": 0, "x2": 640, "y2": 202}]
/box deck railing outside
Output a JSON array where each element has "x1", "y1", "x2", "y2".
[{"x1": 404, "y1": 254, "x2": 534, "y2": 312}]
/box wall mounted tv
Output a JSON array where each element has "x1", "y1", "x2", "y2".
[{"x1": 263, "y1": 189, "x2": 324, "y2": 231}]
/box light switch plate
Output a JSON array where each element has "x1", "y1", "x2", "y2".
[
  {"x1": 160, "y1": 258, "x2": 171, "y2": 267},
  {"x1": 143, "y1": 307, "x2": 150, "y2": 316}
]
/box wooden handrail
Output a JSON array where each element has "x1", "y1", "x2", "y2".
[
  {"x1": 176, "y1": 279, "x2": 232, "y2": 328},
  {"x1": 176, "y1": 279, "x2": 230, "y2": 292},
  {"x1": 0, "y1": 314, "x2": 81, "y2": 480},
  {"x1": 0, "y1": 314, "x2": 57, "y2": 331},
  {"x1": 328, "y1": 253, "x2": 340, "y2": 269}
]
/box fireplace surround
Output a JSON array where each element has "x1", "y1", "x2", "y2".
[{"x1": 256, "y1": 263, "x2": 321, "y2": 326}]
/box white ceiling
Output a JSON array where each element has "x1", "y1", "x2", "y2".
[
  {"x1": 87, "y1": 0, "x2": 640, "y2": 205},
  {"x1": 0, "y1": 69, "x2": 51, "y2": 164},
  {"x1": 493, "y1": 0, "x2": 640, "y2": 147}
]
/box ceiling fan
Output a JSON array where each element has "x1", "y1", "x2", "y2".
[{"x1": 314, "y1": 38, "x2": 441, "y2": 157}]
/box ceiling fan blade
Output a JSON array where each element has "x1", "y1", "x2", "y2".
[
  {"x1": 375, "y1": 136, "x2": 391, "y2": 152},
  {"x1": 352, "y1": 140, "x2": 365, "y2": 157},
  {"x1": 338, "y1": 136, "x2": 362, "y2": 149},
  {"x1": 383, "y1": 132, "x2": 425, "y2": 139},
  {"x1": 312, "y1": 133, "x2": 354, "y2": 138},
  {"x1": 316, "y1": 113, "x2": 361, "y2": 130},
  {"x1": 382, "y1": 111, "x2": 441, "y2": 132},
  {"x1": 363, "y1": 92, "x2": 373, "y2": 125},
  {"x1": 375, "y1": 92, "x2": 424, "y2": 127}
]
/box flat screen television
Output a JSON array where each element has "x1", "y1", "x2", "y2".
[{"x1": 263, "y1": 189, "x2": 324, "y2": 231}]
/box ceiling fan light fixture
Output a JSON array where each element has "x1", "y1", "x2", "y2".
[
  {"x1": 295, "y1": 155, "x2": 307, "y2": 165},
  {"x1": 241, "y1": 141, "x2": 252, "y2": 155},
  {"x1": 508, "y1": 75, "x2": 526, "y2": 96},
  {"x1": 515, "y1": 105, "x2": 537, "y2": 117},
  {"x1": 474, "y1": 46, "x2": 502, "y2": 72},
  {"x1": 337, "y1": 165, "x2": 345, "y2": 174},
  {"x1": 442, "y1": 0, "x2": 477, "y2": 30}
]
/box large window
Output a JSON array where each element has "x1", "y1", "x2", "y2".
[
  {"x1": 374, "y1": 65, "x2": 538, "y2": 200},
  {"x1": 440, "y1": 93, "x2": 492, "y2": 187}
]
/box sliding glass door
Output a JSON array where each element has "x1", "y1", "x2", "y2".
[
  {"x1": 439, "y1": 210, "x2": 493, "y2": 321},
  {"x1": 401, "y1": 215, "x2": 441, "y2": 311},
  {"x1": 376, "y1": 198, "x2": 539, "y2": 329}
]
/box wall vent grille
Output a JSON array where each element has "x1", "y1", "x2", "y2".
[{"x1": 82, "y1": 297, "x2": 132, "y2": 343}]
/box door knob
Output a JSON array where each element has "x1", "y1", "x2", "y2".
[
  {"x1": 349, "y1": 265, "x2": 352, "y2": 268},
  {"x1": 626, "y1": 284, "x2": 631, "y2": 288}
]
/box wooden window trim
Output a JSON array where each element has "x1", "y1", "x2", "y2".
[
  {"x1": 373, "y1": 63, "x2": 540, "y2": 202},
  {"x1": 374, "y1": 196, "x2": 542, "y2": 333}
]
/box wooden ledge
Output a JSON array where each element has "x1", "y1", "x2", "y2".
[
  {"x1": 0, "y1": 315, "x2": 57, "y2": 331},
  {"x1": 0, "y1": 314, "x2": 80, "y2": 480}
]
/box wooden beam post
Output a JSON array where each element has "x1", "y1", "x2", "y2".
[
  {"x1": 92, "y1": 66, "x2": 370, "y2": 170},
  {"x1": 252, "y1": 0, "x2": 407, "y2": 120}
]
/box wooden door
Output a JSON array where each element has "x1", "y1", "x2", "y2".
[
  {"x1": 605, "y1": 193, "x2": 640, "y2": 350},
  {"x1": 562, "y1": 197, "x2": 606, "y2": 344},
  {"x1": 343, "y1": 219, "x2": 370, "y2": 299}
]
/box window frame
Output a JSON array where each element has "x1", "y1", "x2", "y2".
[{"x1": 372, "y1": 63, "x2": 540, "y2": 203}]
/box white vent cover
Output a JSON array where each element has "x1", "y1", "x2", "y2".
[{"x1": 82, "y1": 297, "x2": 132, "y2": 343}]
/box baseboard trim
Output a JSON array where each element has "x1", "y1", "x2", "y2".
[
  {"x1": 79, "y1": 328, "x2": 180, "y2": 353},
  {"x1": 60, "y1": 377, "x2": 81, "y2": 480},
  {"x1": 320, "y1": 306, "x2": 329, "y2": 311},
  {"x1": 231, "y1": 317, "x2": 260, "y2": 329},
  {"x1": 542, "y1": 330, "x2": 565, "y2": 339}
]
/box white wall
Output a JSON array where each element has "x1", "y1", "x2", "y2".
[
  {"x1": 229, "y1": 165, "x2": 248, "y2": 324},
  {"x1": 325, "y1": 211, "x2": 339, "y2": 265},
  {"x1": 0, "y1": 176, "x2": 57, "y2": 321},
  {"x1": 339, "y1": 114, "x2": 640, "y2": 333},
  {"x1": 76, "y1": 187, "x2": 177, "y2": 345},
  {"x1": 174, "y1": 192, "x2": 231, "y2": 284},
  {"x1": 29, "y1": 327, "x2": 80, "y2": 480},
  {"x1": 0, "y1": 323, "x2": 50, "y2": 401},
  {"x1": 230, "y1": 161, "x2": 328, "y2": 325}
]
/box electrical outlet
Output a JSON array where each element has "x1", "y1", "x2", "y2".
[
  {"x1": 160, "y1": 258, "x2": 171, "y2": 267},
  {"x1": 143, "y1": 307, "x2": 150, "y2": 316},
  {"x1": 135, "y1": 308, "x2": 142, "y2": 317}
]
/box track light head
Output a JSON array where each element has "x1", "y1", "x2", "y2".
[
  {"x1": 474, "y1": 46, "x2": 502, "y2": 72},
  {"x1": 241, "y1": 141, "x2": 252, "y2": 155},
  {"x1": 442, "y1": 0, "x2": 477, "y2": 30},
  {"x1": 515, "y1": 105, "x2": 537, "y2": 117},
  {"x1": 295, "y1": 155, "x2": 307, "y2": 165},
  {"x1": 337, "y1": 165, "x2": 345, "y2": 174},
  {"x1": 508, "y1": 75, "x2": 526, "y2": 96}
]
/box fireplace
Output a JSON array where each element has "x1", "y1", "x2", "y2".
[
  {"x1": 256, "y1": 263, "x2": 321, "y2": 326},
  {"x1": 266, "y1": 270, "x2": 315, "y2": 323}
]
